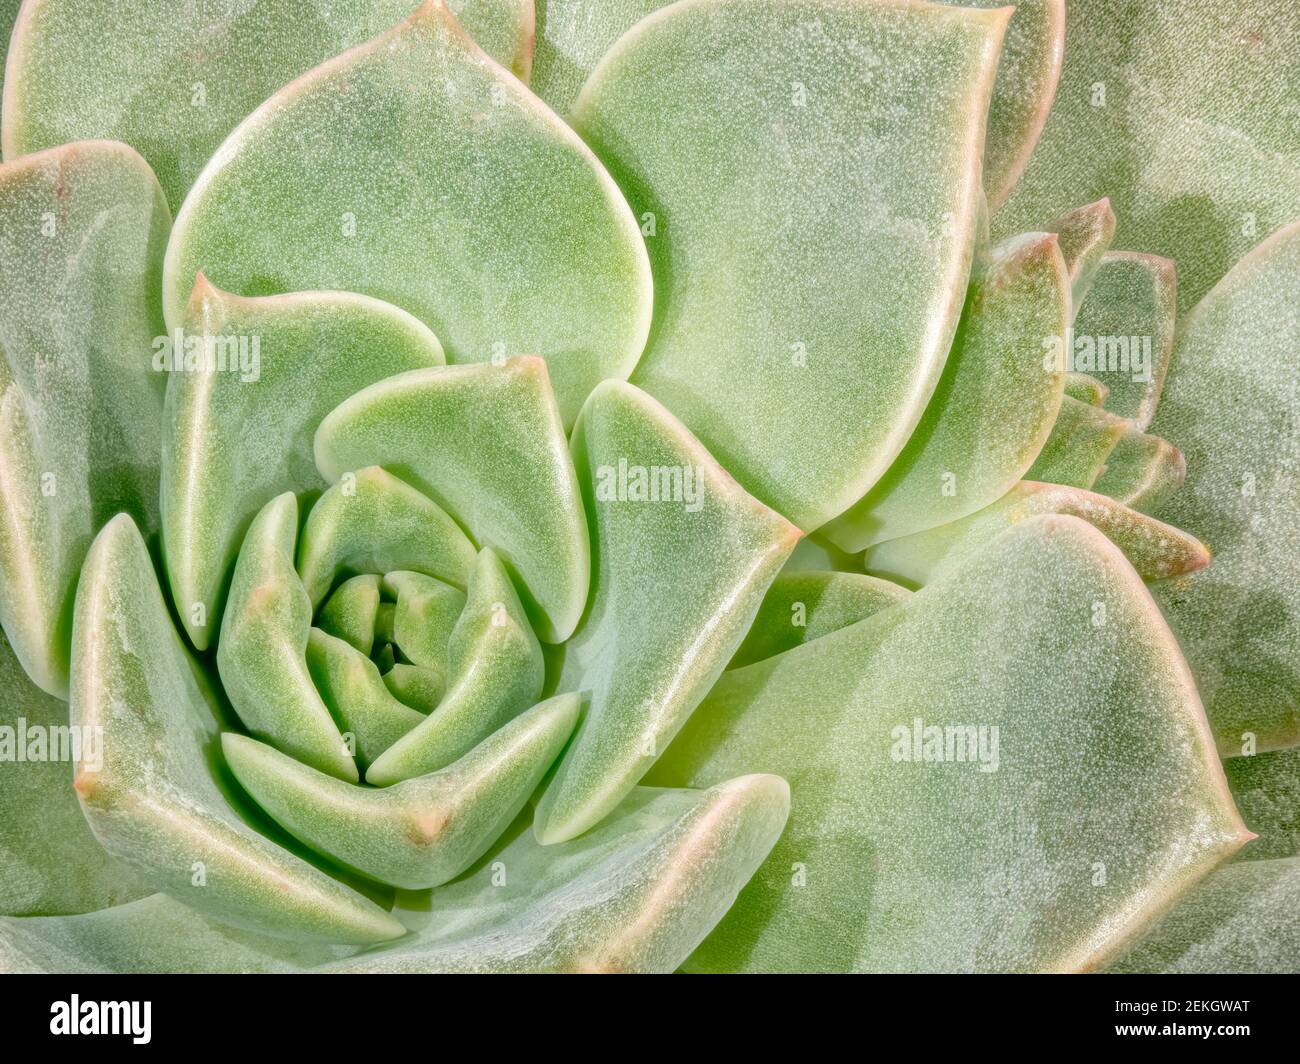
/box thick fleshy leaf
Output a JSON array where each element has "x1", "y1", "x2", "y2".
[
  {"x1": 297, "y1": 466, "x2": 475, "y2": 609},
  {"x1": 1105, "y1": 858, "x2": 1300, "y2": 974},
  {"x1": 943, "y1": 0, "x2": 1064, "y2": 211},
  {"x1": 1149, "y1": 220, "x2": 1300, "y2": 754},
  {"x1": 1023, "y1": 395, "x2": 1127, "y2": 489},
  {"x1": 729, "y1": 571, "x2": 909, "y2": 670},
  {"x1": 383, "y1": 665, "x2": 446, "y2": 714},
  {"x1": 383, "y1": 572, "x2": 465, "y2": 673},
  {"x1": 0, "y1": 140, "x2": 168, "y2": 697},
  {"x1": 70, "y1": 515, "x2": 404, "y2": 944},
  {"x1": 0, "y1": 893, "x2": 359, "y2": 974},
  {"x1": 1042, "y1": 199, "x2": 1115, "y2": 312},
  {"x1": 217, "y1": 494, "x2": 357, "y2": 782},
  {"x1": 321, "y1": 777, "x2": 790, "y2": 973},
  {"x1": 995, "y1": 0, "x2": 1300, "y2": 312},
  {"x1": 1063, "y1": 371, "x2": 1108, "y2": 406},
  {"x1": 2, "y1": 0, "x2": 534, "y2": 210},
  {"x1": 224, "y1": 694, "x2": 577, "y2": 889},
  {"x1": 1223, "y1": 746, "x2": 1300, "y2": 863},
  {"x1": 650, "y1": 515, "x2": 1248, "y2": 972},
  {"x1": 822, "y1": 231, "x2": 1068, "y2": 550},
  {"x1": 533, "y1": 381, "x2": 800, "y2": 844},
  {"x1": 315, "y1": 357, "x2": 588, "y2": 641},
  {"x1": 1092, "y1": 427, "x2": 1186, "y2": 515},
  {"x1": 0, "y1": 633, "x2": 145, "y2": 916},
  {"x1": 162, "y1": 278, "x2": 444, "y2": 650},
  {"x1": 1071, "y1": 251, "x2": 1176, "y2": 429},
  {"x1": 367, "y1": 549, "x2": 544, "y2": 785},
  {"x1": 317, "y1": 575, "x2": 383, "y2": 656},
  {"x1": 864, "y1": 481, "x2": 1209, "y2": 587},
  {"x1": 571, "y1": 0, "x2": 1009, "y2": 530},
  {"x1": 162, "y1": 1, "x2": 651, "y2": 425},
  {"x1": 306, "y1": 628, "x2": 426, "y2": 770},
  {"x1": 530, "y1": 0, "x2": 665, "y2": 115}
]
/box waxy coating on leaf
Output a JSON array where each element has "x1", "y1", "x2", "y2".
[
  {"x1": 1223, "y1": 746, "x2": 1300, "y2": 863},
  {"x1": 650, "y1": 516, "x2": 1249, "y2": 972},
  {"x1": 0, "y1": 140, "x2": 168, "y2": 697},
  {"x1": 1106, "y1": 857, "x2": 1300, "y2": 974},
  {"x1": 224, "y1": 694, "x2": 578, "y2": 889},
  {"x1": 0, "y1": 633, "x2": 146, "y2": 917},
  {"x1": 533, "y1": 381, "x2": 800, "y2": 844},
  {"x1": 2, "y1": 0, "x2": 535, "y2": 210},
  {"x1": 316, "y1": 357, "x2": 589, "y2": 642},
  {"x1": 297, "y1": 466, "x2": 476, "y2": 609},
  {"x1": 864, "y1": 480, "x2": 1210, "y2": 587},
  {"x1": 1039, "y1": 198, "x2": 1115, "y2": 313},
  {"x1": 70, "y1": 515, "x2": 405, "y2": 944},
  {"x1": 1063, "y1": 371, "x2": 1109, "y2": 406},
  {"x1": 163, "y1": 277, "x2": 445, "y2": 651},
  {"x1": 729, "y1": 571, "x2": 910, "y2": 670},
  {"x1": 1149, "y1": 219, "x2": 1300, "y2": 755},
  {"x1": 366, "y1": 548, "x2": 545, "y2": 785},
  {"x1": 321, "y1": 777, "x2": 791, "y2": 973},
  {"x1": 1070, "y1": 251, "x2": 1176, "y2": 430},
  {"x1": 572, "y1": 0, "x2": 1010, "y2": 531},
  {"x1": 162, "y1": 0, "x2": 651, "y2": 425},
  {"x1": 1092, "y1": 427, "x2": 1187, "y2": 516},
  {"x1": 822, "y1": 230, "x2": 1069, "y2": 551},
  {"x1": 996, "y1": 0, "x2": 1300, "y2": 312},
  {"x1": 218, "y1": 493, "x2": 358, "y2": 782}
]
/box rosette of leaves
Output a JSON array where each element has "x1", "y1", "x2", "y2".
[{"x1": 0, "y1": 0, "x2": 1296, "y2": 973}]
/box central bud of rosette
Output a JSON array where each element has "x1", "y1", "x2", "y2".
[{"x1": 214, "y1": 468, "x2": 578, "y2": 891}]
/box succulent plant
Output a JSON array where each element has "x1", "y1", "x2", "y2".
[{"x1": 0, "y1": 0, "x2": 1296, "y2": 974}]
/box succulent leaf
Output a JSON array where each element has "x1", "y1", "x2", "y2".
[
  {"x1": 1150, "y1": 219, "x2": 1300, "y2": 754},
  {"x1": 1223, "y1": 746, "x2": 1300, "y2": 863},
  {"x1": 162, "y1": 0, "x2": 651, "y2": 425},
  {"x1": 822, "y1": 231, "x2": 1069, "y2": 550},
  {"x1": 315, "y1": 357, "x2": 589, "y2": 642},
  {"x1": 1023, "y1": 394, "x2": 1127, "y2": 489},
  {"x1": 571, "y1": 0, "x2": 1009, "y2": 530},
  {"x1": 0, "y1": 140, "x2": 168, "y2": 696},
  {"x1": 1092, "y1": 427, "x2": 1187, "y2": 515},
  {"x1": 650, "y1": 516, "x2": 1248, "y2": 972},
  {"x1": 71, "y1": 514, "x2": 406, "y2": 943}
]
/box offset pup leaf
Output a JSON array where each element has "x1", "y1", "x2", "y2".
[
  {"x1": 0, "y1": 140, "x2": 168, "y2": 697},
  {"x1": 218, "y1": 494, "x2": 358, "y2": 782},
  {"x1": 822, "y1": 231, "x2": 1068, "y2": 550},
  {"x1": 297, "y1": 466, "x2": 475, "y2": 609},
  {"x1": 71, "y1": 515, "x2": 405, "y2": 944},
  {"x1": 0, "y1": 633, "x2": 146, "y2": 916},
  {"x1": 1071, "y1": 251, "x2": 1176, "y2": 429},
  {"x1": 163, "y1": 0, "x2": 651, "y2": 425},
  {"x1": 163, "y1": 278, "x2": 444, "y2": 650},
  {"x1": 864, "y1": 481, "x2": 1209, "y2": 587},
  {"x1": 1150, "y1": 220, "x2": 1300, "y2": 754},
  {"x1": 1023, "y1": 395, "x2": 1127, "y2": 489},
  {"x1": 2, "y1": 0, "x2": 534, "y2": 209},
  {"x1": 571, "y1": 0, "x2": 1009, "y2": 530},
  {"x1": 533, "y1": 381, "x2": 800, "y2": 844},
  {"x1": 367, "y1": 549, "x2": 544, "y2": 785},
  {"x1": 996, "y1": 0, "x2": 1300, "y2": 311},
  {"x1": 650, "y1": 516, "x2": 1248, "y2": 972},
  {"x1": 1105, "y1": 858, "x2": 1300, "y2": 974},
  {"x1": 1092, "y1": 427, "x2": 1187, "y2": 515},
  {"x1": 224, "y1": 694, "x2": 578, "y2": 889},
  {"x1": 316, "y1": 357, "x2": 589, "y2": 642},
  {"x1": 321, "y1": 777, "x2": 790, "y2": 973},
  {"x1": 729, "y1": 571, "x2": 909, "y2": 670}
]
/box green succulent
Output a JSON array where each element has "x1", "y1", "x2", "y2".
[{"x1": 0, "y1": 0, "x2": 1296, "y2": 974}]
